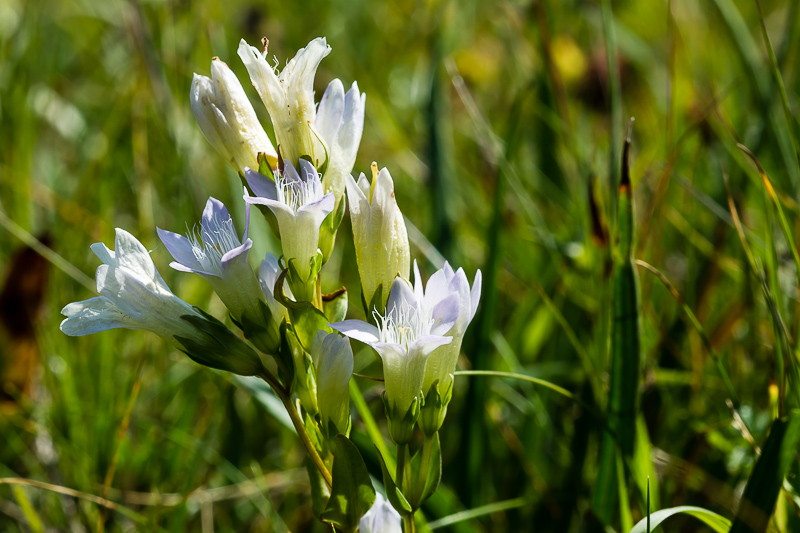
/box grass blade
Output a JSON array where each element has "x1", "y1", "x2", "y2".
[
  {"x1": 730, "y1": 412, "x2": 800, "y2": 533},
  {"x1": 628, "y1": 506, "x2": 731, "y2": 533}
]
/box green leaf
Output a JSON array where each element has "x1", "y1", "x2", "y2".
[
  {"x1": 628, "y1": 506, "x2": 731, "y2": 533},
  {"x1": 306, "y1": 456, "x2": 331, "y2": 520},
  {"x1": 272, "y1": 266, "x2": 332, "y2": 351},
  {"x1": 730, "y1": 412, "x2": 800, "y2": 533},
  {"x1": 321, "y1": 435, "x2": 376, "y2": 532},
  {"x1": 406, "y1": 433, "x2": 442, "y2": 509},
  {"x1": 376, "y1": 445, "x2": 412, "y2": 516},
  {"x1": 593, "y1": 126, "x2": 642, "y2": 525}
]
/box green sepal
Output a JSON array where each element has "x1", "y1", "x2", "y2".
[
  {"x1": 306, "y1": 456, "x2": 331, "y2": 520},
  {"x1": 294, "y1": 346, "x2": 319, "y2": 416},
  {"x1": 257, "y1": 152, "x2": 276, "y2": 177},
  {"x1": 361, "y1": 283, "x2": 385, "y2": 321},
  {"x1": 284, "y1": 254, "x2": 321, "y2": 302},
  {"x1": 322, "y1": 287, "x2": 348, "y2": 323},
  {"x1": 273, "y1": 266, "x2": 332, "y2": 352},
  {"x1": 276, "y1": 320, "x2": 297, "y2": 387},
  {"x1": 321, "y1": 435, "x2": 376, "y2": 532},
  {"x1": 175, "y1": 307, "x2": 262, "y2": 376},
  {"x1": 318, "y1": 194, "x2": 347, "y2": 264},
  {"x1": 383, "y1": 392, "x2": 419, "y2": 445},
  {"x1": 238, "y1": 299, "x2": 281, "y2": 356},
  {"x1": 419, "y1": 379, "x2": 453, "y2": 436},
  {"x1": 405, "y1": 433, "x2": 442, "y2": 509},
  {"x1": 304, "y1": 408, "x2": 326, "y2": 457},
  {"x1": 375, "y1": 445, "x2": 413, "y2": 517}
]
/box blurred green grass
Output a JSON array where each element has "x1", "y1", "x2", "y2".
[{"x1": 2, "y1": 0, "x2": 800, "y2": 531}]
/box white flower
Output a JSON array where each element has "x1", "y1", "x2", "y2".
[
  {"x1": 60, "y1": 229, "x2": 262, "y2": 375},
  {"x1": 244, "y1": 160, "x2": 334, "y2": 292},
  {"x1": 311, "y1": 330, "x2": 353, "y2": 438},
  {"x1": 329, "y1": 277, "x2": 458, "y2": 441},
  {"x1": 190, "y1": 58, "x2": 277, "y2": 174},
  {"x1": 315, "y1": 79, "x2": 366, "y2": 202},
  {"x1": 237, "y1": 37, "x2": 330, "y2": 168},
  {"x1": 237, "y1": 37, "x2": 365, "y2": 202},
  {"x1": 346, "y1": 165, "x2": 410, "y2": 313},
  {"x1": 416, "y1": 261, "x2": 482, "y2": 397},
  {"x1": 359, "y1": 493, "x2": 402, "y2": 533}
]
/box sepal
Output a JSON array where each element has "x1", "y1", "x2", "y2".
[
  {"x1": 318, "y1": 192, "x2": 347, "y2": 263},
  {"x1": 383, "y1": 391, "x2": 419, "y2": 445},
  {"x1": 418, "y1": 378, "x2": 453, "y2": 436},
  {"x1": 405, "y1": 433, "x2": 442, "y2": 509},
  {"x1": 175, "y1": 307, "x2": 262, "y2": 376}
]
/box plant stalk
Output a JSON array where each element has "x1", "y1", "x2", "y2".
[
  {"x1": 259, "y1": 369, "x2": 333, "y2": 489},
  {"x1": 396, "y1": 443, "x2": 408, "y2": 492},
  {"x1": 402, "y1": 513, "x2": 417, "y2": 533}
]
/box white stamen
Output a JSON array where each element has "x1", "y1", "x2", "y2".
[
  {"x1": 275, "y1": 168, "x2": 324, "y2": 213},
  {"x1": 373, "y1": 300, "x2": 433, "y2": 348},
  {"x1": 186, "y1": 213, "x2": 241, "y2": 275}
]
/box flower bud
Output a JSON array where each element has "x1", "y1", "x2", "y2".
[
  {"x1": 311, "y1": 331, "x2": 354, "y2": 439},
  {"x1": 190, "y1": 58, "x2": 277, "y2": 174},
  {"x1": 345, "y1": 165, "x2": 410, "y2": 314}
]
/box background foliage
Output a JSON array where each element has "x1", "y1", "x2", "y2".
[{"x1": 1, "y1": 0, "x2": 800, "y2": 531}]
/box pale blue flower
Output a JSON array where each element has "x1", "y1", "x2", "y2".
[
  {"x1": 244, "y1": 160, "x2": 334, "y2": 288},
  {"x1": 359, "y1": 493, "x2": 401, "y2": 533},
  {"x1": 157, "y1": 197, "x2": 263, "y2": 326},
  {"x1": 416, "y1": 261, "x2": 482, "y2": 397},
  {"x1": 329, "y1": 277, "x2": 458, "y2": 426}
]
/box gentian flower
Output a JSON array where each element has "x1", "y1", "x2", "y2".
[
  {"x1": 237, "y1": 37, "x2": 365, "y2": 203},
  {"x1": 314, "y1": 79, "x2": 366, "y2": 202},
  {"x1": 329, "y1": 277, "x2": 458, "y2": 444},
  {"x1": 415, "y1": 261, "x2": 481, "y2": 435},
  {"x1": 359, "y1": 492, "x2": 402, "y2": 533},
  {"x1": 237, "y1": 37, "x2": 330, "y2": 169},
  {"x1": 346, "y1": 165, "x2": 410, "y2": 314},
  {"x1": 190, "y1": 58, "x2": 277, "y2": 174},
  {"x1": 156, "y1": 198, "x2": 282, "y2": 354},
  {"x1": 311, "y1": 330, "x2": 354, "y2": 439},
  {"x1": 60, "y1": 228, "x2": 261, "y2": 376},
  {"x1": 157, "y1": 199, "x2": 258, "y2": 321},
  {"x1": 244, "y1": 160, "x2": 334, "y2": 300}
]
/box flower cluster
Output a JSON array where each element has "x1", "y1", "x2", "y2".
[{"x1": 61, "y1": 34, "x2": 480, "y2": 529}]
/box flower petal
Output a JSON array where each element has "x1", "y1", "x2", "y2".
[
  {"x1": 430, "y1": 293, "x2": 459, "y2": 336},
  {"x1": 296, "y1": 192, "x2": 335, "y2": 228},
  {"x1": 201, "y1": 197, "x2": 233, "y2": 237},
  {"x1": 113, "y1": 228, "x2": 157, "y2": 284},
  {"x1": 328, "y1": 319, "x2": 381, "y2": 345},
  {"x1": 60, "y1": 297, "x2": 142, "y2": 336},
  {"x1": 245, "y1": 168, "x2": 278, "y2": 200},
  {"x1": 157, "y1": 227, "x2": 202, "y2": 271},
  {"x1": 385, "y1": 276, "x2": 418, "y2": 316},
  {"x1": 315, "y1": 78, "x2": 345, "y2": 145},
  {"x1": 470, "y1": 269, "x2": 482, "y2": 323},
  {"x1": 409, "y1": 334, "x2": 453, "y2": 358}
]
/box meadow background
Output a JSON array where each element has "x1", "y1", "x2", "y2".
[{"x1": 1, "y1": 0, "x2": 799, "y2": 531}]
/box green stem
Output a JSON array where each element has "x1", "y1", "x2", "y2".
[
  {"x1": 259, "y1": 370, "x2": 333, "y2": 490},
  {"x1": 396, "y1": 443, "x2": 408, "y2": 492},
  {"x1": 414, "y1": 434, "x2": 435, "y2": 498},
  {"x1": 402, "y1": 513, "x2": 417, "y2": 533}
]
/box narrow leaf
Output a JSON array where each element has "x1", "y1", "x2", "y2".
[
  {"x1": 321, "y1": 435, "x2": 376, "y2": 531},
  {"x1": 628, "y1": 506, "x2": 731, "y2": 533}
]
